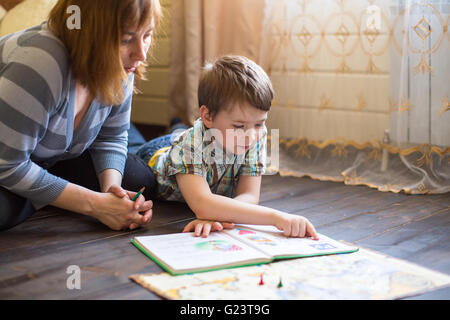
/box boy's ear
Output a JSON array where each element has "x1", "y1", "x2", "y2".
[{"x1": 199, "y1": 105, "x2": 213, "y2": 128}]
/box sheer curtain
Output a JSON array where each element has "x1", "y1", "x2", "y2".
[{"x1": 259, "y1": 0, "x2": 449, "y2": 194}]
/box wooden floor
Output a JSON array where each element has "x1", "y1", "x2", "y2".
[{"x1": 0, "y1": 174, "x2": 449, "y2": 299}]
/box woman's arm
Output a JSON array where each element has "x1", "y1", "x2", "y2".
[
  {"x1": 98, "y1": 168, "x2": 123, "y2": 193},
  {"x1": 88, "y1": 77, "x2": 134, "y2": 180},
  {"x1": 51, "y1": 182, "x2": 151, "y2": 230},
  {"x1": 0, "y1": 30, "x2": 71, "y2": 209}
]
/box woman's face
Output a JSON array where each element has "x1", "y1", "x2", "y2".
[{"x1": 120, "y1": 22, "x2": 154, "y2": 74}]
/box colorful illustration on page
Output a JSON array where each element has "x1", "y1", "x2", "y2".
[{"x1": 195, "y1": 240, "x2": 242, "y2": 252}]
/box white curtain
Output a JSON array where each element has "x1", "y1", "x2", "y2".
[
  {"x1": 167, "y1": 0, "x2": 449, "y2": 194},
  {"x1": 259, "y1": 0, "x2": 449, "y2": 194}
]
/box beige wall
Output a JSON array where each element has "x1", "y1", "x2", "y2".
[{"x1": 131, "y1": 0, "x2": 171, "y2": 126}]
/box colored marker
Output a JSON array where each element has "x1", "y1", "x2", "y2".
[{"x1": 131, "y1": 187, "x2": 145, "y2": 201}]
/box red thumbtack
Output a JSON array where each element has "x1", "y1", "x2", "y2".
[{"x1": 259, "y1": 273, "x2": 264, "y2": 285}]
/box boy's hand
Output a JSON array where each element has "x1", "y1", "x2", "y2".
[
  {"x1": 274, "y1": 213, "x2": 319, "y2": 240},
  {"x1": 183, "y1": 219, "x2": 235, "y2": 238}
]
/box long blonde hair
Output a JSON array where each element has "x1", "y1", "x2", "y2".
[{"x1": 48, "y1": 0, "x2": 162, "y2": 105}]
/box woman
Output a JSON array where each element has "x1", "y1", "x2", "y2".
[{"x1": 0, "y1": 0, "x2": 161, "y2": 231}]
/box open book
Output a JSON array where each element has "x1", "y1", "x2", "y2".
[{"x1": 131, "y1": 224, "x2": 358, "y2": 275}]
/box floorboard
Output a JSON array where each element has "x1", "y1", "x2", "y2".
[{"x1": 0, "y1": 175, "x2": 449, "y2": 299}]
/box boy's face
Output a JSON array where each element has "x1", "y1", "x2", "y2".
[{"x1": 200, "y1": 101, "x2": 268, "y2": 155}]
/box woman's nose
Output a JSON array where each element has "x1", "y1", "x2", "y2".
[{"x1": 132, "y1": 40, "x2": 147, "y2": 62}]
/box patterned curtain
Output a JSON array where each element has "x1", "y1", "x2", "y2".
[{"x1": 260, "y1": 0, "x2": 449, "y2": 194}]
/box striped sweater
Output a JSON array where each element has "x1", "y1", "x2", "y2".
[{"x1": 0, "y1": 23, "x2": 133, "y2": 209}]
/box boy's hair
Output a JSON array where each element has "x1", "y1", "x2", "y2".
[
  {"x1": 48, "y1": 0, "x2": 162, "y2": 106},
  {"x1": 198, "y1": 55, "x2": 274, "y2": 118}
]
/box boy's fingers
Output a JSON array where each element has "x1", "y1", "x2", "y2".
[
  {"x1": 291, "y1": 221, "x2": 300, "y2": 237},
  {"x1": 283, "y1": 223, "x2": 291, "y2": 237},
  {"x1": 212, "y1": 222, "x2": 223, "y2": 231},
  {"x1": 299, "y1": 220, "x2": 306, "y2": 238},
  {"x1": 222, "y1": 222, "x2": 235, "y2": 229},
  {"x1": 194, "y1": 223, "x2": 203, "y2": 237},
  {"x1": 202, "y1": 223, "x2": 211, "y2": 238},
  {"x1": 307, "y1": 221, "x2": 319, "y2": 240},
  {"x1": 182, "y1": 221, "x2": 194, "y2": 232}
]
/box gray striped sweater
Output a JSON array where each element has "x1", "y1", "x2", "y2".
[{"x1": 0, "y1": 23, "x2": 133, "y2": 209}]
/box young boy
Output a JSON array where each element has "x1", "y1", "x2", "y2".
[{"x1": 135, "y1": 55, "x2": 318, "y2": 239}]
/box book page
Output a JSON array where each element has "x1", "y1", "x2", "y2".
[
  {"x1": 134, "y1": 232, "x2": 270, "y2": 273},
  {"x1": 224, "y1": 224, "x2": 358, "y2": 258}
]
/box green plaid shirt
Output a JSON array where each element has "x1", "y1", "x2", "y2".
[{"x1": 148, "y1": 118, "x2": 267, "y2": 201}]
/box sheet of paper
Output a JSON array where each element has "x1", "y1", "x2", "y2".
[
  {"x1": 224, "y1": 224, "x2": 358, "y2": 257},
  {"x1": 134, "y1": 232, "x2": 269, "y2": 272},
  {"x1": 131, "y1": 247, "x2": 450, "y2": 300}
]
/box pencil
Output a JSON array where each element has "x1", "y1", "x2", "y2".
[{"x1": 131, "y1": 187, "x2": 145, "y2": 201}]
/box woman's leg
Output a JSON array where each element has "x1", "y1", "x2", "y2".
[
  {"x1": 133, "y1": 119, "x2": 189, "y2": 163},
  {"x1": 0, "y1": 187, "x2": 35, "y2": 231},
  {"x1": 134, "y1": 134, "x2": 173, "y2": 164},
  {"x1": 121, "y1": 153, "x2": 158, "y2": 199},
  {"x1": 127, "y1": 123, "x2": 147, "y2": 154},
  {"x1": 48, "y1": 151, "x2": 157, "y2": 200}
]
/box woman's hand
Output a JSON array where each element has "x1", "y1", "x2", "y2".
[
  {"x1": 92, "y1": 184, "x2": 153, "y2": 230},
  {"x1": 182, "y1": 219, "x2": 235, "y2": 238}
]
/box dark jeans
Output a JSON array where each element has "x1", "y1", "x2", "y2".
[
  {"x1": 134, "y1": 123, "x2": 189, "y2": 164},
  {"x1": 135, "y1": 134, "x2": 174, "y2": 164},
  {"x1": 0, "y1": 124, "x2": 156, "y2": 231}
]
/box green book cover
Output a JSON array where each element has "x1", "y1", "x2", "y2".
[{"x1": 131, "y1": 225, "x2": 358, "y2": 276}]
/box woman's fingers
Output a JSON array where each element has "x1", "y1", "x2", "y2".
[
  {"x1": 107, "y1": 184, "x2": 127, "y2": 198},
  {"x1": 129, "y1": 223, "x2": 139, "y2": 230},
  {"x1": 127, "y1": 200, "x2": 153, "y2": 229}
]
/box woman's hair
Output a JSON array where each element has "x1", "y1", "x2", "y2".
[
  {"x1": 48, "y1": 0, "x2": 162, "y2": 105},
  {"x1": 198, "y1": 55, "x2": 274, "y2": 119}
]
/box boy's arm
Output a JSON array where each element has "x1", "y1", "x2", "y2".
[
  {"x1": 176, "y1": 173, "x2": 318, "y2": 239},
  {"x1": 176, "y1": 173, "x2": 277, "y2": 226},
  {"x1": 233, "y1": 175, "x2": 261, "y2": 205}
]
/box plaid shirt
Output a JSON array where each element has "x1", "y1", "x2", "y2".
[{"x1": 148, "y1": 118, "x2": 267, "y2": 201}]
